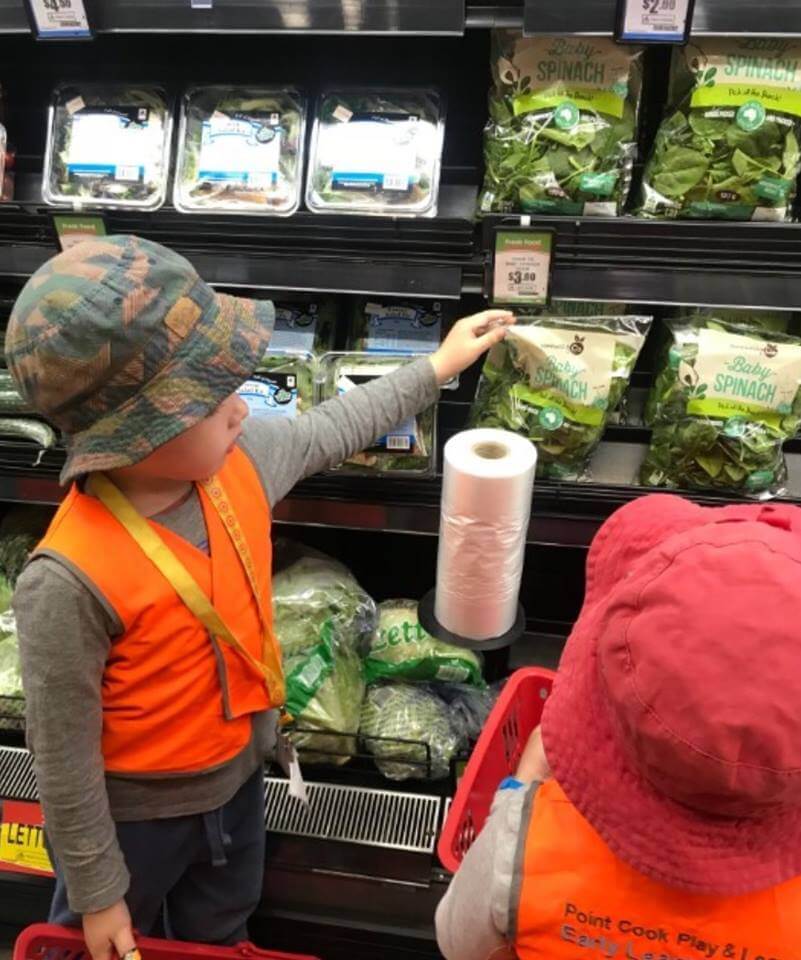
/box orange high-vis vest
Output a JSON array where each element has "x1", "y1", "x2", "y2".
[
  {"x1": 36, "y1": 447, "x2": 276, "y2": 776},
  {"x1": 514, "y1": 780, "x2": 801, "y2": 960}
]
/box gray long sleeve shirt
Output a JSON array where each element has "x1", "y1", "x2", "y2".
[{"x1": 13, "y1": 357, "x2": 439, "y2": 916}]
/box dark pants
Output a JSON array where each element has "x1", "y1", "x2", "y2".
[{"x1": 49, "y1": 769, "x2": 266, "y2": 944}]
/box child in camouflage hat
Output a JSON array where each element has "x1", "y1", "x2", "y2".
[{"x1": 5, "y1": 235, "x2": 513, "y2": 958}]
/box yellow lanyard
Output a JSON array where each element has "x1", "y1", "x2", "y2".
[{"x1": 87, "y1": 472, "x2": 286, "y2": 713}]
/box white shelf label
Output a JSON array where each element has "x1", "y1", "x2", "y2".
[
  {"x1": 27, "y1": 0, "x2": 91, "y2": 38},
  {"x1": 618, "y1": 0, "x2": 693, "y2": 42}
]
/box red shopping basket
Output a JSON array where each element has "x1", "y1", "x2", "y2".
[
  {"x1": 13, "y1": 925, "x2": 320, "y2": 960},
  {"x1": 438, "y1": 667, "x2": 555, "y2": 873}
]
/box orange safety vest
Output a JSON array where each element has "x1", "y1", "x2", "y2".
[
  {"x1": 35, "y1": 447, "x2": 276, "y2": 776},
  {"x1": 514, "y1": 780, "x2": 801, "y2": 960}
]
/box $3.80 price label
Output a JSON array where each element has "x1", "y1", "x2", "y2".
[
  {"x1": 493, "y1": 230, "x2": 552, "y2": 306},
  {"x1": 28, "y1": 0, "x2": 91, "y2": 38}
]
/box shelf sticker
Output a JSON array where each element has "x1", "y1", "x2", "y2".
[
  {"x1": 616, "y1": 0, "x2": 695, "y2": 43},
  {"x1": 53, "y1": 215, "x2": 107, "y2": 252},
  {"x1": 25, "y1": 0, "x2": 91, "y2": 39},
  {"x1": 491, "y1": 229, "x2": 553, "y2": 307},
  {"x1": 0, "y1": 800, "x2": 53, "y2": 877}
]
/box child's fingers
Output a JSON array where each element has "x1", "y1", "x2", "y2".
[
  {"x1": 465, "y1": 309, "x2": 515, "y2": 334},
  {"x1": 474, "y1": 324, "x2": 511, "y2": 352}
]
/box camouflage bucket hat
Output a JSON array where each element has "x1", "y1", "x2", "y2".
[{"x1": 4, "y1": 235, "x2": 274, "y2": 485}]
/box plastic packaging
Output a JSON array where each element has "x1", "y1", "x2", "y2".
[
  {"x1": 349, "y1": 298, "x2": 443, "y2": 355},
  {"x1": 318, "y1": 352, "x2": 437, "y2": 475},
  {"x1": 471, "y1": 315, "x2": 652, "y2": 480},
  {"x1": 364, "y1": 599, "x2": 485, "y2": 686},
  {"x1": 479, "y1": 33, "x2": 643, "y2": 217},
  {"x1": 43, "y1": 84, "x2": 172, "y2": 210},
  {"x1": 174, "y1": 86, "x2": 306, "y2": 216},
  {"x1": 641, "y1": 315, "x2": 801, "y2": 497},
  {"x1": 435, "y1": 429, "x2": 536, "y2": 642},
  {"x1": 360, "y1": 683, "x2": 460, "y2": 781},
  {"x1": 237, "y1": 349, "x2": 314, "y2": 420},
  {"x1": 306, "y1": 88, "x2": 445, "y2": 217},
  {"x1": 639, "y1": 39, "x2": 801, "y2": 221},
  {"x1": 271, "y1": 297, "x2": 337, "y2": 356}
]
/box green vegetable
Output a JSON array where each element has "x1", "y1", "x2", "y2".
[
  {"x1": 175, "y1": 86, "x2": 306, "y2": 215},
  {"x1": 364, "y1": 600, "x2": 485, "y2": 687},
  {"x1": 479, "y1": 33, "x2": 642, "y2": 216},
  {"x1": 307, "y1": 89, "x2": 444, "y2": 216},
  {"x1": 0, "y1": 418, "x2": 56, "y2": 448},
  {"x1": 0, "y1": 534, "x2": 36, "y2": 587},
  {"x1": 674, "y1": 306, "x2": 793, "y2": 336},
  {"x1": 349, "y1": 299, "x2": 443, "y2": 355},
  {"x1": 359, "y1": 684, "x2": 460, "y2": 781},
  {"x1": 641, "y1": 315, "x2": 801, "y2": 496},
  {"x1": 470, "y1": 315, "x2": 651, "y2": 480},
  {"x1": 44, "y1": 84, "x2": 171, "y2": 209},
  {"x1": 0, "y1": 574, "x2": 22, "y2": 701},
  {"x1": 0, "y1": 372, "x2": 31, "y2": 414},
  {"x1": 639, "y1": 39, "x2": 801, "y2": 221},
  {"x1": 319, "y1": 354, "x2": 437, "y2": 474},
  {"x1": 273, "y1": 543, "x2": 375, "y2": 765}
]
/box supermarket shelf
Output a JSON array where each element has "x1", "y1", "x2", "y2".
[
  {"x1": 484, "y1": 215, "x2": 801, "y2": 311},
  {"x1": 0, "y1": 0, "x2": 26, "y2": 33}
]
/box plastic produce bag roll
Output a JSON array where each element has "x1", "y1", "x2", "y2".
[{"x1": 436, "y1": 429, "x2": 537, "y2": 642}]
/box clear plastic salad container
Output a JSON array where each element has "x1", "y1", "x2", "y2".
[
  {"x1": 238, "y1": 348, "x2": 315, "y2": 421},
  {"x1": 318, "y1": 352, "x2": 437, "y2": 475},
  {"x1": 349, "y1": 298, "x2": 443, "y2": 354},
  {"x1": 43, "y1": 83, "x2": 172, "y2": 210},
  {"x1": 174, "y1": 85, "x2": 307, "y2": 216},
  {"x1": 306, "y1": 88, "x2": 445, "y2": 217},
  {"x1": 271, "y1": 296, "x2": 337, "y2": 355}
]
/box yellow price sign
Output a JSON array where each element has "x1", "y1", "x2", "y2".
[{"x1": 0, "y1": 800, "x2": 53, "y2": 876}]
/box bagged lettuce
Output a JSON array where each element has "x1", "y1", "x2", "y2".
[
  {"x1": 0, "y1": 574, "x2": 21, "y2": 701},
  {"x1": 471, "y1": 315, "x2": 651, "y2": 479},
  {"x1": 479, "y1": 33, "x2": 643, "y2": 216},
  {"x1": 639, "y1": 39, "x2": 801, "y2": 221},
  {"x1": 364, "y1": 600, "x2": 484, "y2": 687},
  {"x1": 641, "y1": 316, "x2": 801, "y2": 497}
]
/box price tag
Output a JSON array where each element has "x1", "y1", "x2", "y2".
[
  {"x1": 616, "y1": 0, "x2": 695, "y2": 43},
  {"x1": 24, "y1": 0, "x2": 92, "y2": 39},
  {"x1": 490, "y1": 228, "x2": 554, "y2": 308},
  {"x1": 0, "y1": 800, "x2": 53, "y2": 877},
  {"x1": 53, "y1": 214, "x2": 106, "y2": 252}
]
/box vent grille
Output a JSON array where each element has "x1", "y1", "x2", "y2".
[
  {"x1": 264, "y1": 777, "x2": 440, "y2": 854},
  {"x1": 0, "y1": 745, "x2": 37, "y2": 801}
]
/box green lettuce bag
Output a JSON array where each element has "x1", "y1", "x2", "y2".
[
  {"x1": 639, "y1": 38, "x2": 801, "y2": 221},
  {"x1": 471, "y1": 315, "x2": 651, "y2": 480},
  {"x1": 641, "y1": 316, "x2": 801, "y2": 497},
  {"x1": 364, "y1": 600, "x2": 485, "y2": 687},
  {"x1": 479, "y1": 33, "x2": 643, "y2": 216}
]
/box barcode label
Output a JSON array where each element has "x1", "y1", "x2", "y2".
[
  {"x1": 383, "y1": 174, "x2": 410, "y2": 191},
  {"x1": 386, "y1": 436, "x2": 411, "y2": 451},
  {"x1": 115, "y1": 165, "x2": 140, "y2": 182}
]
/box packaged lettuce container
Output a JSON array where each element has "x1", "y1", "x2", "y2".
[
  {"x1": 639, "y1": 39, "x2": 801, "y2": 221},
  {"x1": 318, "y1": 353, "x2": 437, "y2": 475},
  {"x1": 237, "y1": 349, "x2": 314, "y2": 420},
  {"x1": 349, "y1": 299, "x2": 443, "y2": 354},
  {"x1": 43, "y1": 83, "x2": 172, "y2": 210},
  {"x1": 470, "y1": 315, "x2": 652, "y2": 480},
  {"x1": 174, "y1": 86, "x2": 306, "y2": 216},
  {"x1": 479, "y1": 33, "x2": 643, "y2": 217},
  {"x1": 271, "y1": 296, "x2": 337, "y2": 356},
  {"x1": 641, "y1": 316, "x2": 801, "y2": 497},
  {"x1": 306, "y1": 88, "x2": 445, "y2": 217}
]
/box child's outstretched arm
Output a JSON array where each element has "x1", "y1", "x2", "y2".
[{"x1": 240, "y1": 309, "x2": 514, "y2": 506}]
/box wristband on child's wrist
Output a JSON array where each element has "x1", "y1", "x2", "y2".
[{"x1": 499, "y1": 776, "x2": 525, "y2": 791}]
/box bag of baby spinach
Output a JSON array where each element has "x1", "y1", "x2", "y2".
[
  {"x1": 471, "y1": 315, "x2": 651, "y2": 480},
  {"x1": 641, "y1": 316, "x2": 801, "y2": 497},
  {"x1": 639, "y1": 38, "x2": 801, "y2": 221},
  {"x1": 479, "y1": 33, "x2": 643, "y2": 217}
]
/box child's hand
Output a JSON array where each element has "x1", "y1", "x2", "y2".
[
  {"x1": 430, "y1": 309, "x2": 516, "y2": 385},
  {"x1": 83, "y1": 898, "x2": 137, "y2": 960}
]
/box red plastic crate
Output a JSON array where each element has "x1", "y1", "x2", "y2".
[
  {"x1": 438, "y1": 667, "x2": 555, "y2": 873},
  {"x1": 14, "y1": 925, "x2": 321, "y2": 960}
]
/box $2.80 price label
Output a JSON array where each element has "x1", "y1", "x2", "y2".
[
  {"x1": 27, "y1": 0, "x2": 91, "y2": 38},
  {"x1": 618, "y1": 0, "x2": 693, "y2": 42},
  {"x1": 492, "y1": 230, "x2": 552, "y2": 307}
]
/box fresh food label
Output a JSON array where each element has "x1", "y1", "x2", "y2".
[
  {"x1": 689, "y1": 39, "x2": 801, "y2": 117},
  {"x1": 270, "y1": 306, "x2": 318, "y2": 353},
  {"x1": 66, "y1": 107, "x2": 153, "y2": 182},
  {"x1": 198, "y1": 113, "x2": 281, "y2": 188},
  {"x1": 363, "y1": 302, "x2": 441, "y2": 354},
  {"x1": 493, "y1": 230, "x2": 552, "y2": 306},
  {"x1": 238, "y1": 372, "x2": 298, "y2": 419},
  {"x1": 328, "y1": 113, "x2": 418, "y2": 192},
  {"x1": 0, "y1": 801, "x2": 53, "y2": 877},
  {"x1": 687, "y1": 327, "x2": 801, "y2": 427},
  {"x1": 509, "y1": 325, "x2": 617, "y2": 427},
  {"x1": 53, "y1": 214, "x2": 106, "y2": 251},
  {"x1": 338, "y1": 366, "x2": 417, "y2": 450},
  {"x1": 504, "y1": 37, "x2": 635, "y2": 119}
]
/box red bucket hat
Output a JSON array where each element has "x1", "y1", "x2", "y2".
[{"x1": 542, "y1": 493, "x2": 801, "y2": 896}]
